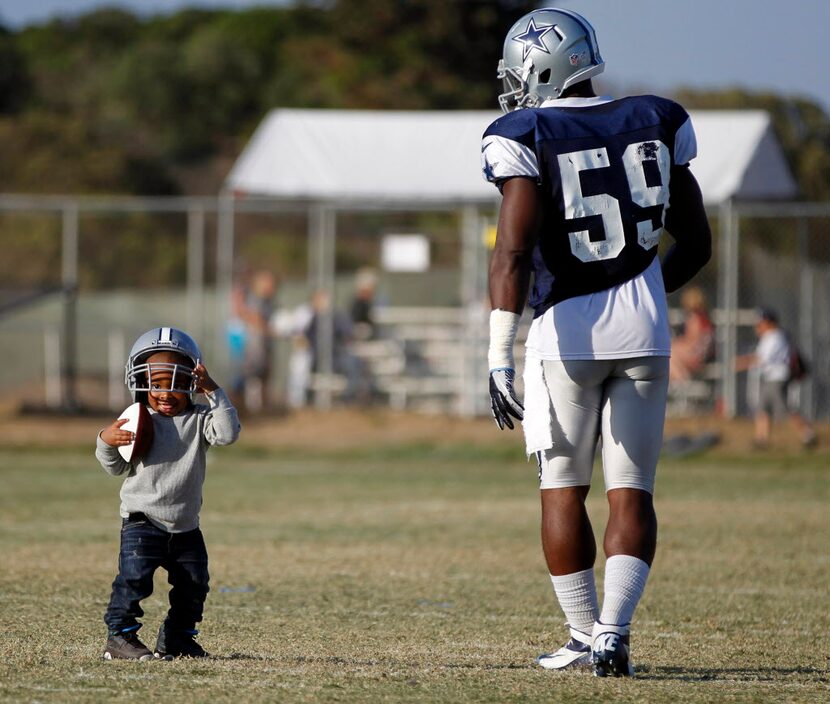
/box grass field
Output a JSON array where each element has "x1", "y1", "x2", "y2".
[{"x1": 1, "y1": 424, "x2": 829, "y2": 703}]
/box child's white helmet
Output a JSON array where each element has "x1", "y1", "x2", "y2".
[{"x1": 125, "y1": 327, "x2": 202, "y2": 401}]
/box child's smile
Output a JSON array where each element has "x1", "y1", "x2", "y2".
[
  {"x1": 146, "y1": 358, "x2": 194, "y2": 416},
  {"x1": 148, "y1": 388, "x2": 188, "y2": 416}
]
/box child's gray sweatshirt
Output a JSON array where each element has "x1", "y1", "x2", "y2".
[{"x1": 95, "y1": 388, "x2": 240, "y2": 533}]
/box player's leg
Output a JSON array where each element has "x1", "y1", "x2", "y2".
[
  {"x1": 594, "y1": 356, "x2": 669, "y2": 677},
  {"x1": 604, "y1": 488, "x2": 656, "y2": 563},
  {"x1": 157, "y1": 528, "x2": 210, "y2": 658},
  {"x1": 534, "y1": 359, "x2": 609, "y2": 670},
  {"x1": 541, "y1": 486, "x2": 594, "y2": 575},
  {"x1": 537, "y1": 486, "x2": 597, "y2": 669}
]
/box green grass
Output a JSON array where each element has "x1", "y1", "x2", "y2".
[{"x1": 0, "y1": 444, "x2": 828, "y2": 702}]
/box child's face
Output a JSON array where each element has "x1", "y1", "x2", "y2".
[{"x1": 145, "y1": 352, "x2": 194, "y2": 417}]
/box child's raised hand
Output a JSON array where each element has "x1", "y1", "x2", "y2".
[
  {"x1": 193, "y1": 362, "x2": 218, "y2": 394},
  {"x1": 101, "y1": 418, "x2": 135, "y2": 447}
]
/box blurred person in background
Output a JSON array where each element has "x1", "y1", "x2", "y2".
[
  {"x1": 669, "y1": 286, "x2": 715, "y2": 382},
  {"x1": 350, "y1": 267, "x2": 379, "y2": 341},
  {"x1": 230, "y1": 269, "x2": 278, "y2": 413},
  {"x1": 483, "y1": 7, "x2": 711, "y2": 677},
  {"x1": 304, "y1": 289, "x2": 373, "y2": 405},
  {"x1": 227, "y1": 265, "x2": 252, "y2": 407},
  {"x1": 272, "y1": 295, "x2": 316, "y2": 409},
  {"x1": 736, "y1": 307, "x2": 816, "y2": 449}
]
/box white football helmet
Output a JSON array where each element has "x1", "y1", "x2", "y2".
[
  {"x1": 498, "y1": 8, "x2": 604, "y2": 112},
  {"x1": 125, "y1": 327, "x2": 201, "y2": 401}
]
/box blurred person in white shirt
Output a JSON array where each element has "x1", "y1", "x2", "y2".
[{"x1": 737, "y1": 307, "x2": 816, "y2": 449}]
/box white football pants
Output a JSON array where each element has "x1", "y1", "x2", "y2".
[{"x1": 526, "y1": 357, "x2": 670, "y2": 494}]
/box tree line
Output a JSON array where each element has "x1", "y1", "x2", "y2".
[
  {"x1": 0, "y1": 1, "x2": 539, "y2": 195},
  {"x1": 0, "y1": 1, "x2": 827, "y2": 290},
  {"x1": 0, "y1": 1, "x2": 827, "y2": 198}
]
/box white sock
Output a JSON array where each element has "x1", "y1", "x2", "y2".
[
  {"x1": 599, "y1": 555, "x2": 650, "y2": 627},
  {"x1": 550, "y1": 568, "x2": 599, "y2": 635}
]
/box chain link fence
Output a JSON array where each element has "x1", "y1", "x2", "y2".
[
  {"x1": 729, "y1": 204, "x2": 830, "y2": 420},
  {"x1": 1, "y1": 195, "x2": 828, "y2": 418},
  {"x1": 0, "y1": 195, "x2": 482, "y2": 413}
]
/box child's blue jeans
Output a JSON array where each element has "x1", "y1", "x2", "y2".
[{"x1": 104, "y1": 514, "x2": 210, "y2": 634}]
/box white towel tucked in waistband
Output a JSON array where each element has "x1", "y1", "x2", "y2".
[{"x1": 522, "y1": 357, "x2": 554, "y2": 456}]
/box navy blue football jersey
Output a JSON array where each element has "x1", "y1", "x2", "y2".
[{"x1": 482, "y1": 95, "x2": 696, "y2": 317}]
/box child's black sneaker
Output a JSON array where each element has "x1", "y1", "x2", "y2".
[
  {"x1": 154, "y1": 624, "x2": 209, "y2": 659},
  {"x1": 103, "y1": 630, "x2": 153, "y2": 661}
]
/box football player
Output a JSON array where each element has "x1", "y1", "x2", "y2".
[{"x1": 483, "y1": 8, "x2": 711, "y2": 677}]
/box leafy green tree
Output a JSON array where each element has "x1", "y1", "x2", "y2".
[
  {"x1": 675, "y1": 89, "x2": 830, "y2": 201},
  {"x1": 0, "y1": 25, "x2": 31, "y2": 114},
  {"x1": 264, "y1": 0, "x2": 536, "y2": 110},
  {"x1": 110, "y1": 39, "x2": 200, "y2": 157},
  {"x1": 3, "y1": 2, "x2": 826, "y2": 205},
  {"x1": 182, "y1": 25, "x2": 262, "y2": 134}
]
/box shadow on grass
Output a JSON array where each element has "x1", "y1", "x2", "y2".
[
  {"x1": 174, "y1": 655, "x2": 830, "y2": 682},
  {"x1": 639, "y1": 665, "x2": 829, "y2": 682}
]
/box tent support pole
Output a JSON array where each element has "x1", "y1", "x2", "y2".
[
  {"x1": 460, "y1": 205, "x2": 485, "y2": 417},
  {"x1": 61, "y1": 200, "x2": 79, "y2": 411},
  {"x1": 309, "y1": 204, "x2": 336, "y2": 409},
  {"x1": 217, "y1": 190, "x2": 235, "y2": 374},
  {"x1": 717, "y1": 199, "x2": 739, "y2": 418},
  {"x1": 797, "y1": 217, "x2": 815, "y2": 418},
  {"x1": 187, "y1": 204, "x2": 206, "y2": 344}
]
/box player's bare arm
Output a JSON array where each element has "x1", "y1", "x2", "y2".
[
  {"x1": 101, "y1": 418, "x2": 135, "y2": 447},
  {"x1": 488, "y1": 176, "x2": 540, "y2": 313},
  {"x1": 662, "y1": 164, "x2": 712, "y2": 292},
  {"x1": 487, "y1": 176, "x2": 540, "y2": 430}
]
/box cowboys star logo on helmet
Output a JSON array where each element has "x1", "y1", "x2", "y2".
[
  {"x1": 511, "y1": 18, "x2": 557, "y2": 60},
  {"x1": 497, "y1": 8, "x2": 604, "y2": 112}
]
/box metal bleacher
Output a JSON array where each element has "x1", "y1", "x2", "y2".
[
  {"x1": 308, "y1": 306, "x2": 478, "y2": 412},
  {"x1": 310, "y1": 306, "x2": 758, "y2": 416}
]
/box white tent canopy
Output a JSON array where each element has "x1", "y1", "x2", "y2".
[
  {"x1": 225, "y1": 108, "x2": 797, "y2": 205},
  {"x1": 688, "y1": 111, "x2": 797, "y2": 203},
  {"x1": 222, "y1": 107, "x2": 797, "y2": 415}
]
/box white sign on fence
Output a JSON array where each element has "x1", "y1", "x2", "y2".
[{"x1": 381, "y1": 234, "x2": 430, "y2": 272}]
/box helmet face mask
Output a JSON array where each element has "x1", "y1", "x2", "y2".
[
  {"x1": 497, "y1": 60, "x2": 530, "y2": 112},
  {"x1": 125, "y1": 327, "x2": 202, "y2": 402},
  {"x1": 497, "y1": 8, "x2": 604, "y2": 113},
  {"x1": 128, "y1": 362, "x2": 197, "y2": 397}
]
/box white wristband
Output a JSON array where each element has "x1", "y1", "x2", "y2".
[{"x1": 488, "y1": 309, "x2": 519, "y2": 370}]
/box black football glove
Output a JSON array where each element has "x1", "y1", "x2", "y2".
[{"x1": 489, "y1": 368, "x2": 524, "y2": 430}]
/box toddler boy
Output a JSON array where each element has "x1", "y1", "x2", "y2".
[{"x1": 96, "y1": 327, "x2": 240, "y2": 660}]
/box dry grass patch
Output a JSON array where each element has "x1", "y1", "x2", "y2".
[{"x1": 1, "y1": 444, "x2": 828, "y2": 702}]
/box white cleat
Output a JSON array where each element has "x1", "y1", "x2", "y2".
[
  {"x1": 592, "y1": 622, "x2": 635, "y2": 677},
  {"x1": 536, "y1": 626, "x2": 593, "y2": 670}
]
